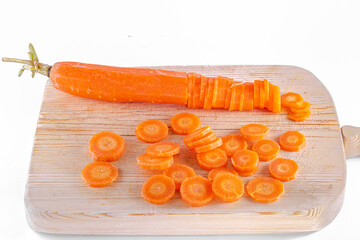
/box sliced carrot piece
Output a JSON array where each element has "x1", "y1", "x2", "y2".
[
  {"x1": 272, "y1": 84, "x2": 281, "y2": 113},
  {"x1": 224, "y1": 80, "x2": 234, "y2": 109},
  {"x1": 219, "y1": 134, "x2": 247, "y2": 157},
  {"x1": 254, "y1": 80, "x2": 261, "y2": 109},
  {"x1": 267, "y1": 83, "x2": 275, "y2": 112},
  {"x1": 199, "y1": 76, "x2": 208, "y2": 107},
  {"x1": 208, "y1": 167, "x2": 238, "y2": 181},
  {"x1": 194, "y1": 137, "x2": 223, "y2": 153},
  {"x1": 188, "y1": 132, "x2": 216, "y2": 149},
  {"x1": 269, "y1": 158, "x2": 298, "y2": 182},
  {"x1": 289, "y1": 101, "x2": 311, "y2": 113},
  {"x1": 183, "y1": 126, "x2": 212, "y2": 145},
  {"x1": 240, "y1": 123, "x2": 269, "y2": 141},
  {"x1": 180, "y1": 176, "x2": 214, "y2": 207},
  {"x1": 243, "y1": 83, "x2": 254, "y2": 111},
  {"x1": 252, "y1": 139, "x2": 280, "y2": 162},
  {"x1": 281, "y1": 92, "x2": 304, "y2": 108},
  {"x1": 135, "y1": 119, "x2": 168, "y2": 143},
  {"x1": 89, "y1": 131, "x2": 125, "y2": 162},
  {"x1": 137, "y1": 153, "x2": 174, "y2": 170},
  {"x1": 288, "y1": 110, "x2": 311, "y2": 121},
  {"x1": 196, "y1": 148, "x2": 228, "y2": 170},
  {"x1": 192, "y1": 74, "x2": 202, "y2": 108},
  {"x1": 238, "y1": 83, "x2": 245, "y2": 111},
  {"x1": 246, "y1": 176, "x2": 284, "y2": 203},
  {"x1": 259, "y1": 81, "x2": 265, "y2": 110},
  {"x1": 82, "y1": 162, "x2": 118, "y2": 188},
  {"x1": 170, "y1": 112, "x2": 201, "y2": 135},
  {"x1": 187, "y1": 73, "x2": 195, "y2": 108},
  {"x1": 163, "y1": 164, "x2": 196, "y2": 190},
  {"x1": 264, "y1": 79, "x2": 270, "y2": 108},
  {"x1": 211, "y1": 77, "x2": 219, "y2": 107},
  {"x1": 141, "y1": 174, "x2": 176, "y2": 204},
  {"x1": 214, "y1": 76, "x2": 232, "y2": 108},
  {"x1": 146, "y1": 142, "x2": 180, "y2": 157},
  {"x1": 229, "y1": 83, "x2": 240, "y2": 111},
  {"x1": 236, "y1": 163, "x2": 259, "y2": 177},
  {"x1": 203, "y1": 77, "x2": 215, "y2": 110},
  {"x1": 231, "y1": 149, "x2": 259, "y2": 172},
  {"x1": 279, "y1": 131, "x2": 306, "y2": 152},
  {"x1": 212, "y1": 173, "x2": 244, "y2": 202}
]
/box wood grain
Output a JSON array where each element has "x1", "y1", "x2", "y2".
[
  {"x1": 25, "y1": 65, "x2": 346, "y2": 235},
  {"x1": 342, "y1": 125, "x2": 360, "y2": 158}
]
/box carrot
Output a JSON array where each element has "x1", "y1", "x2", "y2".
[
  {"x1": 89, "y1": 131, "x2": 125, "y2": 162},
  {"x1": 243, "y1": 83, "x2": 254, "y2": 111},
  {"x1": 281, "y1": 92, "x2": 304, "y2": 108},
  {"x1": 192, "y1": 74, "x2": 202, "y2": 108},
  {"x1": 272, "y1": 84, "x2": 281, "y2": 113},
  {"x1": 196, "y1": 148, "x2": 228, "y2": 170},
  {"x1": 187, "y1": 73, "x2": 195, "y2": 108},
  {"x1": 229, "y1": 83, "x2": 240, "y2": 111},
  {"x1": 238, "y1": 83, "x2": 245, "y2": 111},
  {"x1": 254, "y1": 80, "x2": 261, "y2": 109},
  {"x1": 264, "y1": 79, "x2": 270, "y2": 108},
  {"x1": 163, "y1": 164, "x2": 196, "y2": 190},
  {"x1": 212, "y1": 173, "x2": 244, "y2": 202},
  {"x1": 211, "y1": 77, "x2": 219, "y2": 107},
  {"x1": 246, "y1": 176, "x2": 284, "y2": 203},
  {"x1": 231, "y1": 149, "x2": 259, "y2": 172},
  {"x1": 135, "y1": 119, "x2": 168, "y2": 143},
  {"x1": 180, "y1": 176, "x2": 214, "y2": 207},
  {"x1": 279, "y1": 131, "x2": 306, "y2": 152},
  {"x1": 146, "y1": 142, "x2": 180, "y2": 157},
  {"x1": 183, "y1": 126, "x2": 212, "y2": 146},
  {"x1": 188, "y1": 132, "x2": 217, "y2": 149},
  {"x1": 240, "y1": 123, "x2": 269, "y2": 141},
  {"x1": 170, "y1": 112, "x2": 201, "y2": 135},
  {"x1": 199, "y1": 76, "x2": 208, "y2": 107},
  {"x1": 213, "y1": 76, "x2": 231, "y2": 108},
  {"x1": 224, "y1": 80, "x2": 234, "y2": 109},
  {"x1": 141, "y1": 175, "x2": 176, "y2": 204},
  {"x1": 236, "y1": 163, "x2": 259, "y2": 177},
  {"x1": 269, "y1": 158, "x2": 298, "y2": 182},
  {"x1": 194, "y1": 137, "x2": 223, "y2": 153},
  {"x1": 289, "y1": 101, "x2": 311, "y2": 113},
  {"x1": 252, "y1": 139, "x2": 280, "y2": 162},
  {"x1": 82, "y1": 162, "x2": 118, "y2": 188},
  {"x1": 203, "y1": 77, "x2": 215, "y2": 110},
  {"x1": 137, "y1": 154, "x2": 174, "y2": 170},
  {"x1": 208, "y1": 167, "x2": 238, "y2": 181},
  {"x1": 259, "y1": 81, "x2": 265, "y2": 109},
  {"x1": 219, "y1": 134, "x2": 247, "y2": 157},
  {"x1": 288, "y1": 110, "x2": 311, "y2": 121}
]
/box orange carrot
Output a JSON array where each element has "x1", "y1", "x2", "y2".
[
  {"x1": 180, "y1": 176, "x2": 214, "y2": 207},
  {"x1": 187, "y1": 73, "x2": 195, "y2": 108},
  {"x1": 246, "y1": 176, "x2": 284, "y2": 203},
  {"x1": 194, "y1": 137, "x2": 223, "y2": 153},
  {"x1": 231, "y1": 149, "x2": 259, "y2": 172},
  {"x1": 264, "y1": 79, "x2": 270, "y2": 108},
  {"x1": 224, "y1": 80, "x2": 234, "y2": 109},
  {"x1": 135, "y1": 119, "x2": 168, "y2": 143},
  {"x1": 236, "y1": 163, "x2": 259, "y2": 177},
  {"x1": 188, "y1": 132, "x2": 217, "y2": 149},
  {"x1": 267, "y1": 83, "x2": 274, "y2": 112},
  {"x1": 243, "y1": 83, "x2": 254, "y2": 111},
  {"x1": 213, "y1": 76, "x2": 232, "y2": 108},
  {"x1": 89, "y1": 131, "x2": 125, "y2": 162},
  {"x1": 259, "y1": 81, "x2": 265, "y2": 110},
  {"x1": 229, "y1": 83, "x2": 240, "y2": 111},
  {"x1": 289, "y1": 101, "x2": 311, "y2": 113},
  {"x1": 183, "y1": 126, "x2": 212, "y2": 146},
  {"x1": 288, "y1": 110, "x2": 311, "y2": 121},
  {"x1": 196, "y1": 148, "x2": 228, "y2": 170},
  {"x1": 272, "y1": 84, "x2": 281, "y2": 113},
  {"x1": 238, "y1": 83, "x2": 245, "y2": 111},
  {"x1": 281, "y1": 92, "x2": 304, "y2": 108},
  {"x1": 279, "y1": 131, "x2": 306, "y2": 152},
  {"x1": 212, "y1": 173, "x2": 244, "y2": 202},
  {"x1": 203, "y1": 77, "x2": 215, "y2": 110},
  {"x1": 137, "y1": 154, "x2": 174, "y2": 170},
  {"x1": 219, "y1": 134, "x2": 247, "y2": 157},
  {"x1": 192, "y1": 74, "x2": 202, "y2": 108},
  {"x1": 212, "y1": 77, "x2": 219, "y2": 107},
  {"x1": 199, "y1": 76, "x2": 208, "y2": 107},
  {"x1": 146, "y1": 142, "x2": 180, "y2": 157},
  {"x1": 170, "y1": 112, "x2": 201, "y2": 135},
  {"x1": 269, "y1": 158, "x2": 298, "y2": 182},
  {"x1": 208, "y1": 167, "x2": 238, "y2": 181},
  {"x1": 82, "y1": 162, "x2": 118, "y2": 188},
  {"x1": 141, "y1": 175, "x2": 176, "y2": 204},
  {"x1": 254, "y1": 80, "x2": 261, "y2": 109},
  {"x1": 163, "y1": 164, "x2": 196, "y2": 190},
  {"x1": 240, "y1": 123, "x2": 269, "y2": 141},
  {"x1": 252, "y1": 139, "x2": 280, "y2": 162}
]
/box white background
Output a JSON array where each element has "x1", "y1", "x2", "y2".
[{"x1": 1, "y1": 0, "x2": 360, "y2": 239}]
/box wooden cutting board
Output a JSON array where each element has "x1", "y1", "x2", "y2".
[{"x1": 25, "y1": 65, "x2": 348, "y2": 235}]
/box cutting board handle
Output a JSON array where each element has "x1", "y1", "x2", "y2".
[{"x1": 342, "y1": 125, "x2": 360, "y2": 159}]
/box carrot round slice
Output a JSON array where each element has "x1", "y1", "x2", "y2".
[
  {"x1": 219, "y1": 134, "x2": 247, "y2": 157},
  {"x1": 259, "y1": 81, "x2": 265, "y2": 110},
  {"x1": 82, "y1": 162, "x2": 118, "y2": 188},
  {"x1": 188, "y1": 132, "x2": 216, "y2": 149},
  {"x1": 231, "y1": 149, "x2": 259, "y2": 172},
  {"x1": 240, "y1": 124, "x2": 269, "y2": 141},
  {"x1": 264, "y1": 79, "x2": 270, "y2": 108},
  {"x1": 224, "y1": 80, "x2": 234, "y2": 109},
  {"x1": 196, "y1": 148, "x2": 228, "y2": 170},
  {"x1": 180, "y1": 176, "x2": 214, "y2": 207},
  {"x1": 269, "y1": 158, "x2": 298, "y2": 182},
  {"x1": 183, "y1": 126, "x2": 212, "y2": 145},
  {"x1": 137, "y1": 154, "x2": 174, "y2": 170},
  {"x1": 208, "y1": 167, "x2": 238, "y2": 181},
  {"x1": 187, "y1": 73, "x2": 195, "y2": 108},
  {"x1": 236, "y1": 163, "x2": 259, "y2": 177},
  {"x1": 254, "y1": 80, "x2": 261, "y2": 109},
  {"x1": 141, "y1": 175, "x2": 176, "y2": 204},
  {"x1": 89, "y1": 131, "x2": 125, "y2": 162},
  {"x1": 246, "y1": 176, "x2": 284, "y2": 203},
  {"x1": 194, "y1": 137, "x2": 223, "y2": 153},
  {"x1": 289, "y1": 101, "x2": 311, "y2": 113},
  {"x1": 272, "y1": 84, "x2": 281, "y2": 113},
  {"x1": 146, "y1": 142, "x2": 180, "y2": 157},
  {"x1": 281, "y1": 92, "x2": 304, "y2": 108},
  {"x1": 279, "y1": 131, "x2": 306, "y2": 152},
  {"x1": 252, "y1": 139, "x2": 280, "y2": 162},
  {"x1": 200, "y1": 76, "x2": 209, "y2": 107},
  {"x1": 163, "y1": 164, "x2": 196, "y2": 190},
  {"x1": 135, "y1": 119, "x2": 168, "y2": 143},
  {"x1": 203, "y1": 77, "x2": 215, "y2": 110},
  {"x1": 243, "y1": 83, "x2": 254, "y2": 111},
  {"x1": 238, "y1": 84, "x2": 245, "y2": 111},
  {"x1": 170, "y1": 112, "x2": 201, "y2": 135},
  {"x1": 229, "y1": 84, "x2": 240, "y2": 111},
  {"x1": 212, "y1": 173, "x2": 244, "y2": 202},
  {"x1": 288, "y1": 110, "x2": 311, "y2": 121},
  {"x1": 192, "y1": 74, "x2": 202, "y2": 108}
]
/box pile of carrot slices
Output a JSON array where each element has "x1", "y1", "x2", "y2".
[{"x1": 281, "y1": 92, "x2": 311, "y2": 121}]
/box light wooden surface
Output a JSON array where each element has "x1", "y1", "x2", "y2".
[
  {"x1": 25, "y1": 65, "x2": 346, "y2": 235},
  {"x1": 342, "y1": 126, "x2": 360, "y2": 159}
]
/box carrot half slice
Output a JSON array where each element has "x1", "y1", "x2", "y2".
[
  {"x1": 82, "y1": 162, "x2": 118, "y2": 188},
  {"x1": 203, "y1": 77, "x2": 215, "y2": 110},
  {"x1": 224, "y1": 80, "x2": 235, "y2": 109},
  {"x1": 200, "y1": 76, "x2": 208, "y2": 107},
  {"x1": 272, "y1": 84, "x2": 281, "y2": 113},
  {"x1": 208, "y1": 167, "x2": 238, "y2": 181},
  {"x1": 213, "y1": 76, "x2": 231, "y2": 108},
  {"x1": 187, "y1": 73, "x2": 195, "y2": 108},
  {"x1": 246, "y1": 176, "x2": 284, "y2": 203},
  {"x1": 146, "y1": 142, "x2": 180, "y2": 157},
  {"x1": 229, "y1": 83, "x2": 240, "y2": 111},
  {"x1": 183, "y1": 126, "x2": 212, "y2": 146},
  {"x1": 279, "y1": 131, "x2": 306, "y2": 152},
  {"x1": 137, "y1": 154, "x2": 174, "y2": 170},
  {"x1": 243, "y1": 83, "x2": 254, "y2": 111},
  {"x1": 194, "y1": 137, "x2": 223, "y2": 153},
  {"x1": 211, "y1": 77, "x2": 219, "y2": 107},
  {"x1": 135, "y1": 119, "x2": 168, "y2": 143},
  {"x1": 259, "y1": 81, "x2": 265, "y2": 110},
  {"x1": 269, "y1": 158, "x2": 299, "y2": 182},
  {"x1": 240, "y1": 123, "x2": 269, "y2": 141},
  {"x1": 231, "y1": 149, "x2": 259, "y2": 172},
  {"x1": 219, "y1": 134, "x2": 247, "y2": 157},
  {"x1": 196, "y1": 148, "x2": 228, "y2": 170},
  {"x1": 252, "y1": 139, "x2": 280, "y2": 162},
  {"x1": 188, "y1": 132, "x2": 217, "y2": 149},
  {"x1": 254, "y1": 80, "x2": 261, "y2": 109},
  {"x1": 238, "y1": 83, "x2": 245, "y2": 111},
  {"x1": 180, "y1": 176, "x2": 214, "y2": 207},
  {"x1": 192, "y1": 74, "x2": 202, "y2": 108},
  {"x1": 170, "y1": 112, "x2": 201, "y2": 135},
  {"x1": 288, "y1": 110, "x2": 311, "y2": 121},
  {"x1": 163, "y1": 164, "x2": 196, "y2": 190},
  {"x1": 264, "y1": 79, "x2": 270, "y2": 108},
  {"x1": 281, "y1": 92, "x2": 304, "y2": 108},
  {"x1": 212, "y1": 173, "x2": 244, "y2": 202},
  {"x1": 89, "y1": 131, "x2": 125, "y2": 162},
  {"x1": 141, "y1": 175, "x2": 176, "y2": 204}
]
